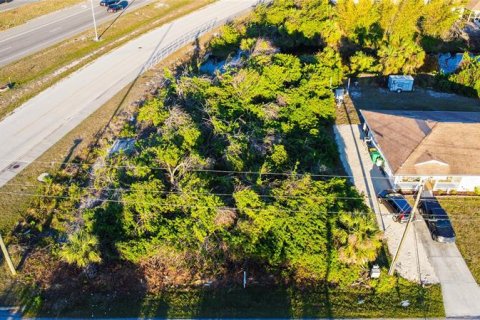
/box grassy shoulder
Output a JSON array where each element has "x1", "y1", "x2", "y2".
[
  {"x1": 438, "y1": 197, "x2": 480, "y2": 284},
  {"x1": 29, "y1": 283, "x2": 443, "y2": 318},
  {"x1": 0, "y1": 0, "x2": 82, "y2": 30},
  {"x1": 0, "y1": 0, "x2": 213, "y2": 119}
]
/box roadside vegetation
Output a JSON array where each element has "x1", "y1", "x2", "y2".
[
  {"x1": 0, "y1": 0, "x2": 82, "y2": 30},
  {"x1": 1, "y1": 0, "x2": 468, "y2": 316},
  {"x1": 0, "y1": 0, "x2": 213, "y2": 119}
]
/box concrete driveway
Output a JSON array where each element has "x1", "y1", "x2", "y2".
[
  {"x1": 418, "y1": 191, "x2": 480, "y2": 317},
  {"x1": 334, "y1": 122, "x2": 480, "y2": 317},
  {"x1": 334, "y1": 124, "x2": 438, "y2": 285}
]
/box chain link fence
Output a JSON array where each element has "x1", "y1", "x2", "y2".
[{"x1": 142, "y1": 0, "x2": 271, "y2": 71}]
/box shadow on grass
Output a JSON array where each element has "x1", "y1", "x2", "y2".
[{"x1": 98, "y1": 0, "x2": 139, "y2": 40}]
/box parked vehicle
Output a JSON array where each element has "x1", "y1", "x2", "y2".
[
  {"x1": 100, "y1": 0, "x2": 118, "y2": 6},
  {"x1": 419, "y1": 198, "x2": 456, "y2": 243},
  {"x1": 107, "y1": 1, "x2": 127, "y2": 12},
  {"x1": 387, "y1": 75, "x2": 414, "y2": 93},
  {"x1": 377, "y1": 190, "x2": 412, "y2": 223}
]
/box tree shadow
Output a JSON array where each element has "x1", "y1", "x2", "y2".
[
  {"x1": 87, "y1": 22, "x2": 174, "y2": 161},
  {"x1": 98, "y1": 0, "x2": 136, "y2": 40},
  {"x1": 60, "y1": 138, "x2": 83, "y2": 170}
]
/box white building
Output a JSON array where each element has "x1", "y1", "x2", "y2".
[{"x1": 360, "y1": 110, "x2": 480, "y2": 193}]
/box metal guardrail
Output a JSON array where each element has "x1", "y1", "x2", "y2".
[{"x1": 142, "y1": 0, "x2": 272, "y2": 71}]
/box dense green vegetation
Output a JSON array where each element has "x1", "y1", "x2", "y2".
[
  {"x1": 1, "y1": 0, "x2": 459, "y2": 315},
  {"x1": 66, "y1": 45, "x2": 377, "y2": 284},
  {"x1": 436, "y1": 53, "x2": 480, "y2": 97}
]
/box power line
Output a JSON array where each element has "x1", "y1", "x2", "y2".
[
  {"x1": 1, "y1": 182, "x2": 372, "y2": 201},
  {"x1": 0, "y1": 190, "x2": 478, "y2": 221},
  {"x1": 0, "y1": 158, "x2": 399, "y2": 181},
  {"x1": 3, "y1": 179, "x2": 480, "y2": 205},
  {"x1": 4, "y1": 179, "x2": 479, "y2": 205},
  {"x1": 0, "y1": 190, "x2": 374, "y2": 215}
]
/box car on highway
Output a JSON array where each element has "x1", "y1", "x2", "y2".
[
  {"x1": 107, "y1": 1, "x2": 127, "y2": 12},
  {"x1": 377, "y1": 189, "x2": 412, "y2": 223},
  {"x1": 419, "y1": 198, "x2": 456, "y2": 243},
  {"x1": 100, "y1": 0, "x2": 118, "y2": 6}
]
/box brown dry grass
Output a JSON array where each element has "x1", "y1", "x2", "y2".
[
  {"x1": 0, "y1": 0, "x2": 213, "y2": 119},
  {"x1": 0, "y1": 0, "x2": 82, "y2": 30}
]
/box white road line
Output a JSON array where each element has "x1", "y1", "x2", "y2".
[
  {"x1": 0, "y1": 46, "x2": 11, "y2": 53},
  {"x1": 49, "y1": 27, "x2": 62, "y2": 33},
  {"x1": 0, "y1": 5, "x2": 93, "y2": 43}
]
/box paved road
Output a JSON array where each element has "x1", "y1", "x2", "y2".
[
  {"x1": 334, "y1": 122, "x2": 480, "y2": 317},
  {"x1": 0, "y1": 0, "x2": 40, "y2": 12},
  {"x1": 0, "y1": 0, "x2": 259, "y2": 187},
  {"x1": 0, "y1": 0, "x2": 153, "y2": 66}
]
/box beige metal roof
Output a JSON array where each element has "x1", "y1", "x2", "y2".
[
  {"x1": 467, "y1": 0, "x2": 480, "y2": 11},
  {"x1": 361, "y1": 110, "x2": 480, "y2": 176}
]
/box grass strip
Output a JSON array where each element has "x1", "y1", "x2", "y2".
[
  {"x1": 438, "y1": 197, "x2": 480, "y2": 284},
  {"x1": 0, "y1": 0, "x2": 82, "y2": 30}
]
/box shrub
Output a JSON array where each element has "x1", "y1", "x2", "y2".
[{"x1": 474, "y1": 186, "x2": 480, "y2": 196}]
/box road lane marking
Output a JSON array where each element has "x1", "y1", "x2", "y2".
[
  {"x1": 0, "y1": 46, "x2": 11, "y2": 53},
  {"x1": 0, "y1": 0, "x2": 148, "y2": 44},
  {"x1": 49, "y1": 27, "x2": 62, "y2": 33},
  {"x1": 0, "y1": 5, "x2": 92, "y2": 43}
]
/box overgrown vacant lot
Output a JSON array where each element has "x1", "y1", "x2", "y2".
[
  {"x1": 4, "y1": 0, "x2": 473, "y2": 316},
  {"x1": 438, "y1": 197, "x2": 480, "y2": 283},
  {"x1": 0, "y1": 0, "x2": 82, "y2": 30}
]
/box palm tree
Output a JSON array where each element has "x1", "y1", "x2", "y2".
[
  {"x1": 59, "y1": 230, "x2": 101, "y2": 268},
  {"x1": 337, "y1": 211, "x2": 382, "y2": 265}
]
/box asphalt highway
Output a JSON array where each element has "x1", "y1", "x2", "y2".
[
  {"x1": 0, "y1": 0, "x2": 152, "y2": 67},
  {"x1": 0, "y1": 0, "x2": 41, "y2": 12},
  {"x1": 0, "y1": 0, "x2": 259, "y2": 187}
]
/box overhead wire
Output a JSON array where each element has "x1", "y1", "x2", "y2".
[
  {"x1": 2, "y1": 178, "x2": 479, "y2": 205},
  {"x1": 0, "y1": 190, "x2": 478, "y2": 221},
  {"x1": 0, "y1": 157, "x2": 400, "y2": 181}
]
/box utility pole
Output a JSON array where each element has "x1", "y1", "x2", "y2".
[
  {"x1": 0, "y1": 233, "x2": 16, "y2": 276},
  {"x1": 388, "y1": 182, "x2": 425, "y2": 276},
  {"x1": 90, "y1": 0, "x2": 99, "y2": 41}
]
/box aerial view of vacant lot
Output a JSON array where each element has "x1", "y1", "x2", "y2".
[{"x1": 1, "y1": 0, "x2": 480, "y2": 318}]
